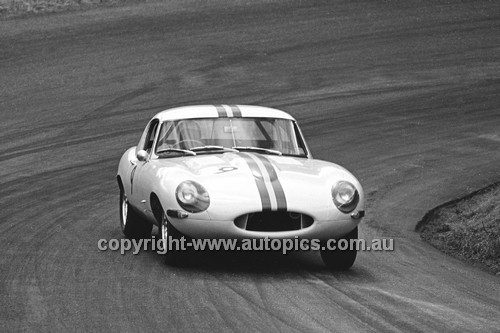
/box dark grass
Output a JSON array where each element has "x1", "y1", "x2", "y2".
[{"x1": 417, "y1": 182, "x2": 500, "y2": 275}]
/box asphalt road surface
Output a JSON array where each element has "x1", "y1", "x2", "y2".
[{"x1": 1, "y1": 0, "x2": 500, "y2": 332}]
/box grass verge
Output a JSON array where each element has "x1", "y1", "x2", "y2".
[{"x1": 417, "y1": 181, "x2": 500, "y2": 275}]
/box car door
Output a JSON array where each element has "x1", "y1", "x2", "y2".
[{"x1": 129, "y1": 118, "x2": 160, "y2": 219}]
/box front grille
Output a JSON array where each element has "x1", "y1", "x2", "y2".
[{"x1": 234, "y1": 212, "x2": 314, "y2": 232}]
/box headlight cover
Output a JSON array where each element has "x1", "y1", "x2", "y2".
[
  {"x1": 176, "y1": 180, "x2": 210, "y2": 213},
  {"x1": 332, "y1": 181, "x2": 359, "y2": 213}
]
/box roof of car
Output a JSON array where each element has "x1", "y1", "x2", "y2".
[{"x1": 153, "y1": 105, "x2": 295, "y2": 121}]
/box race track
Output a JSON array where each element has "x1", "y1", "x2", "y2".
[{"x1": 1, "y1": 0, "x2": 500, "y2": 331}]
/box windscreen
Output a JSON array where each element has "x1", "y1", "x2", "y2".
[{"x1": 155, "y1": 117, "x2": 307, "y2": 157}]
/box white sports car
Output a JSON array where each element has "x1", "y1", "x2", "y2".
[{"x1": 117, "y1": 105, "x2": 365, "y2": 269}]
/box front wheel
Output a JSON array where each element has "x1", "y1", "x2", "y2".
[
  {"x1": 120, "y1": 190, "x2": 152, "y2": 239},
  {"x1": 159, "y1": 212, "x2": 185, "y2": 265},
  {"x1": 320, "y1": 227, "x2": 358, "y2": 270}
]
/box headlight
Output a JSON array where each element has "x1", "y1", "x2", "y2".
[
  {"x1": 332, "y1": 181, "x2": 359, "y2": 213},
  {"x1": 176, "y1": 180, "x2": 210, "y2": 213}
]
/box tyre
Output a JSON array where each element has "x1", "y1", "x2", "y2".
[
  {"x1": 120, "y1": 189, "x2": 152, "y2": 239},
  {"x1": 159, "y1": 211, "x2": 185, "y2": 265},
  {"x1": 320, "y1": 227, "x2": 358, "y2": 270}
]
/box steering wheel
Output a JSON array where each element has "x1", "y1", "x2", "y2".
[{"x1": 171, "y1": 139, "x2": 205, "y2": 149}]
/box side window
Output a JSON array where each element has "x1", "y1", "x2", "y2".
[
  {"x1": 292, "y1": 122, "x2": 306, "y2": 156},
  {"x1": 138, "y1": 119, "x2": 159, "y2": 153}
]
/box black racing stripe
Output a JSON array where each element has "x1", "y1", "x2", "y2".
[
  {"x1": 230, "y1": 105, "x2": 242, "y2": 117},
  {"x1": 254, "y1": 154, "x2": 287, "y2": 211},
  {"x1": 239, "y1": 153, "x2": 272, "y2": 211},
  {"x1": 215, "y1": 105, "x2": 228, "y2": 117}
]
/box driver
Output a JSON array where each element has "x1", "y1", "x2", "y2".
[{"x1": 176, "y1": 121, "x2": 202, "y2": 149}]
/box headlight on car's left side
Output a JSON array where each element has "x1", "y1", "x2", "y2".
[
  {"x1": 332, "y1": 181, "x2": 359, "y2": 213},
  {"x1": 176, "y1": 180, "x2": 210, "y2": 213}
]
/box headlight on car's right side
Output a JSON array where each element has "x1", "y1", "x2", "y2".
[
  {"x1": 331, "y1": 181, "x2": 359, "y2": 213},
  {"x1": 176, "y1": 180, "x2": 210, "y2": 213}
]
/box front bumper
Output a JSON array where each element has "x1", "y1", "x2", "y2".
[{"x1": 169, "y1": 213, "x2": 363, "y2": 241}]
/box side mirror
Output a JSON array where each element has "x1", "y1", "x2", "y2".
[{"x1": 136, "y1": 149, "x2": 148, "y2": 162}]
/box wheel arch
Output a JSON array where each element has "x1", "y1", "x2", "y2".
[
  {"x1": 150, "y1": 192, "x2": 163, "y2": 226},
  {"x1": 117, "y1": 175, "x2": 124, "y2": 192}
]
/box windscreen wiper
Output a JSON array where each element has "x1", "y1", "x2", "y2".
[
  {"x1": 190, "y1": 145, "x2": 238, "y2": 153},
  {"x1": 232, "y1": 146, "x2": 282, "y2": 156},
  {"x1": 156, "y1": 148, "x2": 196, "y2": 156}
]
